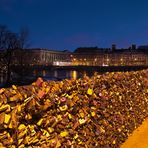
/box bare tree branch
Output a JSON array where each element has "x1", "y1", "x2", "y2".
[
  {"x1": 0, "y1": 25, "x2": 31, "y2": 84},
  {"x1": 0, "y1": 25, "x2": 21, "y2": 84},
  {"x1": 19, "y1": 27, "x2": 31, "y2": 49}
]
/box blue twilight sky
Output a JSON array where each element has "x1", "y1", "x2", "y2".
[{"x1": 0, "y1": 0, "x2": 148, "y2": 51}]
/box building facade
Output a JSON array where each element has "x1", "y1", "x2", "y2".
[
  {"x1": 8, "y1": 45, "x2": 148, "y2": 67},
  {"x1": 71, "y1": 46, "x2": 148, "y2": 66},
  {"x1": 11, "y1": 48, "x2": 72, "y2": 66}
]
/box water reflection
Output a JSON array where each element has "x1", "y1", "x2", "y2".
[
  {"x1": 0, "y1": 72, "x2": 7, "y2": 87},
  {"x1": 33, "y1": 70, "x2": 36, "y2": 76},
  {"x1": 83, "y1": 71, "x2": 87, "y2": 77},
  {"x1": 71, "y1": 70, "x2": 77, "y2": 80},
  {"x1": 43, "y1": 70, "x2": 46, "y2": 77},
  {"x1": 0, "y1": 76, "x2": 4, "y2": 83},
  {"x1": 36, "y1": 69, "x2": 89, "y2": 80},
  {"x1": 0, "y1": 69, "x2": 101, "y2": 86},
  {"x1": 54, "y1": 70, "x2": 58, "y2": 77}
]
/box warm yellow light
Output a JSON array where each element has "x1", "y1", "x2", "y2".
[
  {"x1": 43, "y1": 70, "x2": 46, "y2": 76},
  {"x1": 71, "y1": 70, "x2": 77, "y2": 80}
]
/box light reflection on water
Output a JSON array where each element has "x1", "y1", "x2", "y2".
[
  {"x1": 32, "y1": 69, "x2": 79, "y2": 79},
  {"x1": 54, "y1": 70, "x2": 58, "y2": 78},
  {"x1": 43, "y1": 70, "x2": 46, "y2": 77},
  {"x1": 31, "y1": 69, "x2": 97, "y2": 80},
  {"x1": 0, "y1": 72, "x2": 6, "y2": 84},
  {"x1": 0, "y1": 69, "x2": 100, "y2": 86},
  {"x1": 70, "y1": 70, "x2": 77, "y2": 80}
]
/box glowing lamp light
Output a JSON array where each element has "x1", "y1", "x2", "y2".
[{"x1": 56, "y1": 61, "x2": 59, "y2": 65}]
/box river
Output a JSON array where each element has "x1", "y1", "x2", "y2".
[
  {"x1": 0, "y1": 69, "x2": 100, "y2": 87},
  {"x1": 1, "y1": 65, "x2": 148, "y2": 87}
]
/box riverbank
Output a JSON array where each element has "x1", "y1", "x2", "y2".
[{"x1": 0, "y1": 69, "x2": 147, "y2": 147}]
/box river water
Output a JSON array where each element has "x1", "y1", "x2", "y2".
[
  {"x1": 1, "y1": 66, "x2": 147, "y2": 87},
  {"x1": 0, "y1": 69, "x2": 101, "y2": 87},
  {"x1": 31, "y1": 69, "x2": 99, "y2": 80}
]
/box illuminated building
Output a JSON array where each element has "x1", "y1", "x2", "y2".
[
  {"x1": 11, "y1": 48, "x2": 71, "y2": 66},
  {"x1": 72, "y1": 45, "x2": 148, "y2": 66},
  {"x1": 7, "y1": 44, "x2": 148, "y2": 66}
]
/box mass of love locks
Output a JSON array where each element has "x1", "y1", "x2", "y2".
[{"x1": 0, "y1": 69, "x2": 147, "y2": 147}]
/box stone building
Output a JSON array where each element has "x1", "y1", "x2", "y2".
[
  {"x1": 11, "y1": 48, "x2": 71, "y2": 66},
  {"x1": 8, "y1": 45, "x2": 148, "y2": 66},
  {"x1": 72, "y1": 45, "x2": 148, "y2": 66}
]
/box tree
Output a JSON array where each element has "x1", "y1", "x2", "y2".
[
  {"x1": 19, "y1": 27, "x2": 31, "y2": 49},
  {"x1": 0, "y1": 25, "x2": 7, "y2": 50},
  {"x1": 18, "y1": 27, "x2": 31, "y2": 66},
  {"x1": 17, "y1": 27, "x2": 31, "y2": 78},
  {"x1": 0, "y1": 25, "x2": 31, "y2": 85},
  {"x1": 6, "y1": 32, "x2": 21, "y2": 83},
  {"x1": 0, "y1": 25, "x2": 20, "y2": 84},
  {"x1": 0, "y1": 25, "x2": 7, "y2": 74},
  {"x1": 0, "y1": 25, "x2": 12, "y2": 82}
]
